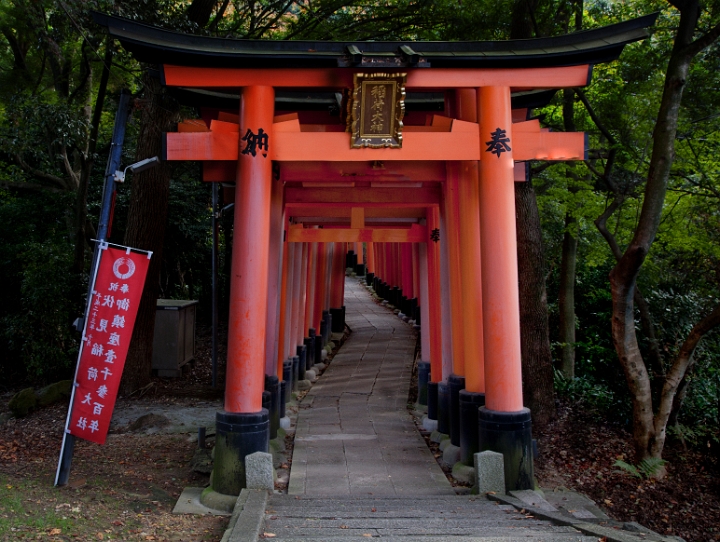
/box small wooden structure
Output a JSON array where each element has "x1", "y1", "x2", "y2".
[{"x1": 96, "y1": 11, "x2": 656, "y2": 495}]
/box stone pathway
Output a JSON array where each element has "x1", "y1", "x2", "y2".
[
  {"x1": 288, "y1": 278, "x2": 454, "y2": 497},
  {"x1": 257, "y1": 278, "x2": 599, "y2": 541}
]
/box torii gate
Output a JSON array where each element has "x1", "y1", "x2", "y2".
[{"x1": 96, "y1": 11, "x2": 656, "y2": 495}]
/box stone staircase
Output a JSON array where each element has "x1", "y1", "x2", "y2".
[{"x1": 259, "y1": 494, "x2": 599, "y2": 541}]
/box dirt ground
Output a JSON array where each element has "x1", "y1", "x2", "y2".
[
  {"x1": 2, "y1": 321, "x2": 720, "y2": 541},
  {"x1": 0, "y1": 327, "x2": 227, "y2": 541}
]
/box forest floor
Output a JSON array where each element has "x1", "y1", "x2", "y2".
[{"x1": 1, "y1": 322, "x2": 719, "y2": 541}]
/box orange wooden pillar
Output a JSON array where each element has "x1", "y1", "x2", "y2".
[
  {"x1": 262, "y1": 178, "x2": 284, "y2": 440},
  {"x1": 291, "y1": 242, "x2": 308, "y2": 387},
  {"x1": 401, "y1": 243, "x2": 413, "y2": 316},
  {"x1": 455, "y1": 89, "x2": 486, "y2": 465},
  {"x1": 477, "y1": 85, "x2": 533, "y2": 490},
  {"x1": 366, "y1": 242, "x2": 375, "y2": 275},
  {"x1": 443, "y1": 172, "x2": 465, "y2": 379},
  {"x1": 313, "y1": 242, "x2": 328, "y2": 333},
  {"x1": 214, "y1": 85, "x2": 273, "y2": 496},
  {"x1": 426, "y1": 207, "x2": 443, "y2": 427},
  {"x1": 329, "y1": 241, "x2": 346, "y2": 334},
  {"x1": 276, "y1": 237, "x2": 294, "y2": 417},
  {"x1": 278, "y1": 240, "x2": 293, "y2": 373},
  {"x1": 305, "y1": 241, "x2": 318, "y2": 336},
  {"x1": 443, "y1": 167, "x2": 467, "y2": 449}
]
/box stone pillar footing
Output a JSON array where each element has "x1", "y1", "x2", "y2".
[
  {"x1": 427, "y1": 381, "x2": 439, "y2": 420},
  {"x1": 264, "y1": 375, "x2": 279, "y2": 440},
  {"x1": 417, "y1": 362, "x2": 430, "y2": 406},
  {"x1": 478, "y1": 407, "x2": 534, "y2": 493},
  {"x1": 437, "y1": 382, "x2": 450, "y2": 435},
  {"x1": 448, "y1": 373, "x2": 466, "y2": 447},
  {"x1": 459, "y1": 390, "x2": 485, "y2": 465},
  {"x1": 212, "y1": 410, "x2": 269, "y2": 496}
]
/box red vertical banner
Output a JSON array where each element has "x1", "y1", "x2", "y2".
[{"x1": 67, "y1": 244, "x2": 151, "y2": 444}]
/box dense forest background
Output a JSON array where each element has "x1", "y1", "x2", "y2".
[{"x1": 0, "y1": 0, "x2": 718, "y2": 467}]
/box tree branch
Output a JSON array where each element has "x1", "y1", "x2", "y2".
[
  {"x1": 14, "y1": 154, "x2": 69, "y2": 190},
  {"x1": 0, "y1": 179, "x2": 64, "y2": 194},
  {"x1": 685, "y1": 19, "x2": 720, "y2": 57}
]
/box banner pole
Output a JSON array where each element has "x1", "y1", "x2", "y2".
[{"x1": 55, "y1": 90, "x2": 132, "y2": 487}]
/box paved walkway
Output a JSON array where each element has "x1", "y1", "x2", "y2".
[{"x1": 287, "y1": 278, "x2": 454, "y2": 497}]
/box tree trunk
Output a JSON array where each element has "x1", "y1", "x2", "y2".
[
  {"x1": 557, "y1": 87, "x2": 579, "y2": 378},
  {"x1": 516, "y1": 179, "x2": 556, "y2": 428},
  {"x1": 508, "y1": 0, "x2": 555, "y2": 427},
  {"x1": 120, "y1": 74, "x2": 179, "y2": 394},
  {"x1": 558, "y1": 219, "x2": 578, "y2": 378},
  {"x1": 608, "y1": 0, "x2": 720, "y2": 462}
]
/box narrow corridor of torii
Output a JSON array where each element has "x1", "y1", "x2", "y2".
[{"x1": 94, "y1": 10, "x2": 657, "y2": 497}]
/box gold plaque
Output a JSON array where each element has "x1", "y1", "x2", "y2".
[{"x1": 348, "y1": 73, "x2": 406, "y2": 148}]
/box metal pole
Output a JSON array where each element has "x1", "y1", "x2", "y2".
[
  {"x1": 55, "y1": 90, "x2": 132, "y2": 487},
  {"x1": 212, "y1": 181, "x2": 219, "y2": 388}
]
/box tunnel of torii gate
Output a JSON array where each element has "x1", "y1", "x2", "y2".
[{"x1": 97, "y1": 11, "x2": 656, "y2": 495}]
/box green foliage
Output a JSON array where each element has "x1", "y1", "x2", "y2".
[
  {"x1": 613, "y1": 457, "x2": 668, "y2": 479},
  {"x1": 554, "y1": 370, "x2": 630, "y2": 421},
  {"x1": 0, "y1": 189, "x2": 82, "y2": 386}
]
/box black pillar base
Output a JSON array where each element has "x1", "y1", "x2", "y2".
[
  {"x1": 330, "y1": 307, "x2": 345, "y2": 333},
  {"x1": 437, "y1": 381, "x2": 450, "y2": 435},
  {"x1": 319, "y1": 319, "x2": 327, "y2": 345},
  {"x1": 304, "y1": 335, "x2": 315, "y2": 373},
  {"x1": 261, "y1": 390, "x2": 276, "y2": 440},
  {"x1": 427, "y1": 381, "x2": 439, "y2": 420},
  {"x1": 323, "y1": 311, "x2": 331, "y2": 343},
  {"x1": 355, "y1": 263, "x2": 366, "y2": 276},
  {"x1": 282, "y1": 360, "x2": 293, "y2": 403},
  {"x1": 314, "y1": 335, "x2": 323, "y2": 365},
  {"x1": 346, "y1": 250, "x2": 355, "y2": 269},
  {"x1": 459, "y1": 391, "x2": 485, "y2": 465},
  {"x1": 279, "y1": 381, "x2": 287, "y2": 418},
  {"x1": 478, "y1": 407, "x2": 534, "y2": 492},
  {"x1": 448, "y1": 373, "x2": 466, "y2": 446},
  {"x1": 417, "y1": 362, "x2": 430, "y2": 406},
  {"x1": 407, "y1": 298, "x2": 418, "y2": 320},
  {"x1": 264, "y1": 375, "x2": 279, "y2": 440},
  {"x1": 212, "y1": 409, "x2": 269, "y2": 496},
  {"x1": 366, "y1": 272, "x2": 374, "y2": 286},
  {"x1": 293, "y1": 351, "x2": 302, "y2": 391}
]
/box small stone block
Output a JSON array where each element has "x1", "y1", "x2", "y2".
[
  {"x1": 244, "y1": 452, "x2": 274, "y2": 491},
  {"x1": 297, "y1": 380, "x2": 312, "y2": 391},
  {"x1": 305, "y1": 369, "x2": 317, "y2": 381},
  {"x1": 422, "y1": 417, "x2": 438, "y2": 432},
  {"x1": 442, "y1": 443, "x2": 461, "y2": 466},
  {"x1": 430, "y1": 430, "x2": 448, "y2": 444},
  {"x1": 475, "y1": 450, "x2": 505, "y2": 495},
  {"x1": 452, "y1": 462, "x2": 476, "y2": 485},
  {"x1": 279, "y1": 417, "x2": 291, "y2": 430}
]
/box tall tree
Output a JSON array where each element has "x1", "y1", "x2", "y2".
[
  {"x1": 594, "y1": 0, "x2": 720, "y2": 466},
  {"x1": 510, "y1": 0, "x2": 557, "y2": 426}
]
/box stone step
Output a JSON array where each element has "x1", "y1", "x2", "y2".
[
  {"x1": 261, "y1": 495, "x2": 598, "y2": 541},
  {"x1": 509, "y1": 490, "x2": 558, "y2": 512},
  {"x1": 258, "y1": 535, "x2": 598, "y2": 541}
]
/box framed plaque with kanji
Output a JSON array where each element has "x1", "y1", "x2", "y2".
[{"x1": 348, "y1": 72, "x2": 406, "y2": 148}]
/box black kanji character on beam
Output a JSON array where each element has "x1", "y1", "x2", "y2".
[
  {"x1": 485, "y1": 127, "x2": 511, "y2": 157},
  {"x1": 241, "y1": 128, "x2": 269, "y2": 158},
  {"x1": 430, "y1": 228, "x2": 440, "y2": 243}
]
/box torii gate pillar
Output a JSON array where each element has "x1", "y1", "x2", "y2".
[
  {"x1": 477, "y1": 86, "x2": 533, "y2": 491},
  {"x1": 213, "y1": 86, "x2": 274, "y2": 496}
]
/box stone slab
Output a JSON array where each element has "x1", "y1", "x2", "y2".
[{"x1": 172, "y1": 487, "x2": 232, "y2": 516}]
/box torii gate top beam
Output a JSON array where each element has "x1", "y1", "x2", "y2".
[{"x1": 92, "y1": 11, "x2": 657, "y2": 73}]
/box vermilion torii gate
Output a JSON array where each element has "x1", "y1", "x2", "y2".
[{"x1": 96, "y1": 12, "x2": 656, "y2": 495}]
